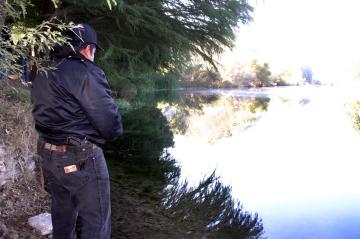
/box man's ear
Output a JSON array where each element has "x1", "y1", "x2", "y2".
[
  {"x1": 80, "y1": 45, "x2": 94, "y2": 61},
  {"x1": 89, "y1": 45, "x2": 96, "y2": 56}
]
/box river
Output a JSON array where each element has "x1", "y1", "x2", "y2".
[{"x1": 157, "y1": 85, "x2": 360, "y2": 239}]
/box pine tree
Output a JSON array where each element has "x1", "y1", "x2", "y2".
[
  {"x1": 0, "y1": 0, "x2": 70, "y2": 80},
  {"x1": 28, "y1": 0, "x2": 253, "y2": 92}
]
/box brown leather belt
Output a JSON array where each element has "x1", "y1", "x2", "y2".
[{"x1": 44, "y1": 142, "x2": 97, "y2": 153}]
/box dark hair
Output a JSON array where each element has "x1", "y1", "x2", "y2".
[
  {"x1": 86, "y1": 43, "x2": 96, "y2": 52},
  {"x1": 70, "y1": 39, "x2": 96, "y2": 52}
]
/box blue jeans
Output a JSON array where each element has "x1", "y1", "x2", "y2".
[{"x1": 37, "y1": 140, "x2": 111, "y2": 239}]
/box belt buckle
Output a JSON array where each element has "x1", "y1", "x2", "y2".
[{"x1": 66, "y1": 136, "x2": 82, "y2": 146}]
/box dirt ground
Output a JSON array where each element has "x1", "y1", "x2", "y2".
[{"x1": 0, "y1": 173, "x2": 52, "y2": 239}]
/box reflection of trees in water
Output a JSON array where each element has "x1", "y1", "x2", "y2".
[
  {"x1": 163, "y1": 173, "x2": 265, "y2": 239},
  {"x1": 160, "y1": 95, "x2": 270, "y2": 143},
  {"x1": 248, "y1": 97, "x2": 270, "y2": 113},
  {"x1": 346, "y1": 101, "x2": 360, "y2": 132},
  {"x1": 104, "y1": 105, "x2": 265, "y2": 238},
  {"x1": 159, "y1": 93, "x2": 220, "y2": 135},
  {"x1": 182, "y1": 93, "x2": 221, "y2": 109},
  {"x1": 105, "y1": 106, "x2": 178, "y2": 182}
]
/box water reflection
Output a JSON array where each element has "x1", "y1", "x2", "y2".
[
  {"x1": 105, "y1": 105, "x2": 264, "y2": 238},
  {"x1": 158, "y1": 94, "x2": 270, "y2": 143},
  {"x1": 161, "y1": 86, "x2": 360, "y2": 239}
]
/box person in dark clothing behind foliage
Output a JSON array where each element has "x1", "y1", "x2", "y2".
[
  {"x1": 31, "y1": 23, "x2": 123, "y2": 239},
  {"x1": 0, "y1": 24, "x2": 11, "y2": 79}
]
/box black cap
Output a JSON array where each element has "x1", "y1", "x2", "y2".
[{"x1": 70, "y1": 23, "x2": 103, "y2": 50}]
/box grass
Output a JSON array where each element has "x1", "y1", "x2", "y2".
[
  {"x1": 0, "y1": 78, "x2": 37, "y2": 182},
  {"x1": 0, "y1": 78, "x2": 48, "y2": 238}
]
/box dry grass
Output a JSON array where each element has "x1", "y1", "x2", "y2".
[
  {"x1": 0, "y1": 79, "x2": 49, "y2": 238},
  {"x1": 0, "y1": 79, "x2": 37, "y2": 182}
]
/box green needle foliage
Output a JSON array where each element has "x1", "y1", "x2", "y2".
[
  {"x1": 0, "y1": 0, "x2": 71, "y2": 79},
  {"x1": 27, "y1": 0, "x2": 253, "y2": 93}
]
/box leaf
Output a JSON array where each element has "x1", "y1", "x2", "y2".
[
  {"x1": 11, "y1": 32, "x2": 26, "y2": 45},
  {"x1": 51, "y1": 0, "x2": 59, "y2": 9},
  {"x1": 106, "y1": 0, "x2": 118, "y2": 10},
  {"x1": 106, "y1": 0, "x2": 112, "y2": 10}
]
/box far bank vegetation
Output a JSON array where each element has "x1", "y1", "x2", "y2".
[{"x1": 179, "y1": 59, "x2": 293, "y2": 89}]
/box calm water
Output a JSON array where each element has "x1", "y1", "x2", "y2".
[{"x1": 158, "y1": 86, "x2": 360, "y2": 239}]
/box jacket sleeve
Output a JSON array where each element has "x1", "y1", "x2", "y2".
[{"x1": 74, "y1": 66, "x2": 123, "y2": 142}]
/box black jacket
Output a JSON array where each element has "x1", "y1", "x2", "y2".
[{"x1": 31, "y1": 48, "x2": 123, "y2": 145}]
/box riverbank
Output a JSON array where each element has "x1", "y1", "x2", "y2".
[{"x1": 0, "y1": 79, "x2": 265, "y2": 239}]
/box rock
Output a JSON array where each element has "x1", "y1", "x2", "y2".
[
  {"x1": 0, "y1": 145, "x2": 4, "y2": 157},
  {"x1": 0, "y1": 222, "x2": 8, "y2": 236},
  {"x1": 0, "y1": 144, "x2": 36, "y2": 186},
  {"x1": 0, "y1": 146, "x2": 6, "y2": 186},
  {"x1": 0, "y1": 160, "x2": 6, "y2": 186},
  {"x1": 0, "y1": 145, "x2": 12, "y2": 186},
  {"x1": 28, "y1": 213, "x2": 53, "y2": 236},
  {"x1": 0, "y1": 160, "x2": 5, "y2": 172}
]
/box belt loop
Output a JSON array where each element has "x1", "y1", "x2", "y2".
[
  {"x1": 49, "y1": 149, "x2": 53, "y2": 160},
  {"x1": 37, "y1": 140, "x2": 43, "y2": 155}
]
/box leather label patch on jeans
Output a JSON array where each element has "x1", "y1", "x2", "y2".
[{"x1": 64, "y1": 165, "x2": 78, "y2": 174}]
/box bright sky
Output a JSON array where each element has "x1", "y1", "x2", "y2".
[{"x1": 221, "y1": 0, "x2": 360, "y2": 84}]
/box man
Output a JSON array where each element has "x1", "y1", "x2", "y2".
[{"x1": 31, "y1": 23, "x2": 123, "y2": 239}]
